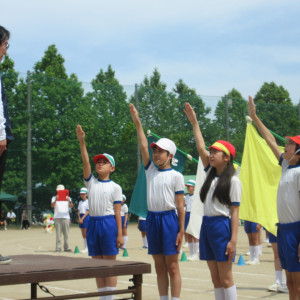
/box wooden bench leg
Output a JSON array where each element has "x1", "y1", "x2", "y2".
[{"x1": 31, "y1": 283, "x2": 37, "y2": 299}]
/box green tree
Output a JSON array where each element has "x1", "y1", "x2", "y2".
[
  {"x1": 254, "y1": 82, "x2": 299, "y2": 141},
  {"x1": 254, "y1": 82, "x2": 292, "y2": 105}
]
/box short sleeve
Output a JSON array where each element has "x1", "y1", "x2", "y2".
[
  {"x1": 113, "y1": 184, "x2": 123, "y2": 204},
  {"x1": 230, "y1": 176, "x2": 242, "y2": 206},
  {"x1": 175, "y1": 172, "x2": 185, "y2": 194}
]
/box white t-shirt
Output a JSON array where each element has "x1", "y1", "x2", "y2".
[
  {"x1": 277, "y1": 154, "x2": 300, "y2": 224},
  {"x1": 51, "y1": 196, "x2": 72, "y2": 219},
  {"x1": 121, "y1": 203, "x2": 128, "y2": 217},
  {"x1": 139, "y1": 216, "x2": 146, "y2": 221},
  {"x1": 85, "y1": 174, "x2": 122, "y2": 216},
  {"x1": 184, "y1": 194, "x2": 194, "y2": 212},
  {"x1": 145, "y1": 161, "x2": 185, "y2": 212},
  {"x1": 7, "y1": 212, "x2": 16, "y2": 218},
  {"x1": 203, "y1": 166, "x2": 241, "y2": 217},
  {"x1": 78, "y1": 199, "x2": 89, "y2": 214}
]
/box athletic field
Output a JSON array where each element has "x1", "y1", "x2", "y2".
[{"x1": 0, "y1": 224, "x2": 288, "y2": 299}]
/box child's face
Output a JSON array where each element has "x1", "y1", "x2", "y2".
[
  {"x1": 283, "y1": 140, "x2": 298, "y2": 162},
  {"x1": 95, "y1": 158, "x2": 115, "y2": 176},
  {"x1": 80, "y1": 193, "x2": 87, "y2": 200},
  {"x1": 209, "y1": 149, "x2": 229, "y2": 168},
  {"x1": 187, "y1": 185, "x2": 195, "y2": 194},
  {"x1": 152, "y1": 147, "x2": 170, "y2": 167}
]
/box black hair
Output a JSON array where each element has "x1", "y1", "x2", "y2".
[
  {"x1": 0, "y1": 26, "x2": 10, "y2": 45},
  {"x1": 295, "y1": 144, "x2": 300, "y2": 165},
  {"x1": 200, "y1": 154, "x2": 235, "y2": 207}
]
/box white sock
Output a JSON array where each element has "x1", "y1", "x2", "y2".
[
  {"x1": 160, "y1": 296, "x2": 169, "y2": 300},
  {"x1": 224, "y1": 285, "x2": 237, "y2": 300},
  {"x1": 188, "y1": 243, "x2": 194, "y2": 256},
  {"x1": 171, "y1": 297, "x2": 179, "y2": 300},
  {"x1": 123, "y1": 236, "x2": 128, "y2": 248},
  {"x1": 214, "y1": 287, "x2": 225, "y2": 300},
  {"x1": 83, "y1": 238, "x2": 87, "y2": 249},
  {"x1": 98, "y1": 287, "x2": 107, "y2": 300},
  {"x1": 143, "y1": 237, "x2": 148, "y2": 247},
  {"x1": 253, "y1": 246, "x2": 259, "y2": 260},
  {"x1": 259, "y1": 244, "x2": 263, "y2": 255},
  {"x1": 105, "y1": 287, "x2": 116, "y2": 300},
  {"x1": 193, "y1": 242, "x2": 199, "y2": 255},
  {"x1": 249, "y1": 246, "x2": 254, "y2": 260},
  {"x1": 275, "y1": 270, "x2": 282, "y2": 283}
]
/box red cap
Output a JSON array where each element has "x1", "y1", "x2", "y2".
[
  {"x1": 208, "y1": 140, "x2": 236, "y2": 158},
  {"x1": 285, "y1": 135, "x2": 300, "y2": 146}
]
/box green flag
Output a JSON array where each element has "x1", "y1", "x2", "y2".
[{"x1": 129, "y1": 136, "x2": 187, "y2": 217}]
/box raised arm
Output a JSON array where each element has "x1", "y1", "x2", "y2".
[
  {"x1": 184, "y1": 102, "x2": 209, "y2": 167},
  {"x1": 248, "y1": 96, "x2": 282, "y2": 161},
  {"x1": 76, "y1": 125, "x2": 92, "y2": 179},
  {"x1": 129, "y1": 103, "x2": 150, "y2": 167}
]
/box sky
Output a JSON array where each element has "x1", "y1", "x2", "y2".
[{"x1": 2, "y1": 0, "x2": 300, "y2": 107}]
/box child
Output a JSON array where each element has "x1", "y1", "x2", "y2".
[
  {"x1": 244, "y1": 221, "x2": 261, "y2": 265},
  {"x1": 76, "y1": 125, "x2": 123, "y2": 300},
  {"x1": 77, "y1": 187, "x2": 90, "y2": 253},
  {"x1": 184, "y1": 102, "x2": 241, "y2": 300},
  {"x1": 248, "y1": 96, "x2": 300, "y2": 298},
  {"x1": 129, "y1": 103, "x2": 185, "y2": 300},
  {"x1": 184, "y1": 179, "x2": 199, "y2": 261},
  {"x1": 138, "y1": 216, "x2": 148, "y2": 249},
  {"x1": 120, "y1": 194, "x2": 129, "y2": 250}
]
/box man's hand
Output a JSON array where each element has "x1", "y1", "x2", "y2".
[{"x1": 76, "y1": 125, "x2": 85, "y2": 143}]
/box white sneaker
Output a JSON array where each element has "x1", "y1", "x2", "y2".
[
  {"x1": 183, "y1": 242, "x2": 188, "y2": 248},
  {"x1": 278, "y1": 282, "x2": 289, "y2": 293},
  {"x1": 245, "y1": 251, "x2": 250, "y2": 256},
  {"x1": 248, "y1": 258, "x2": 260, "y2": 265},
  {"x1": 268, "y1": 281, "x2": 280, "y2": 292},
  {"x1": 80, "y1": 248, "x2": 88, "y2": 253},
  {"x1": 187, "y1": 255, "x2": 198, "y2": 261},
  {"x1": 245, "y1": 258, "x2": 253, "y2": 265}
]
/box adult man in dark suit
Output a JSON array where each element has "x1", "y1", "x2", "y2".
[{"x1": 0, "y1": 25, "x2": 13, "y2": 265}]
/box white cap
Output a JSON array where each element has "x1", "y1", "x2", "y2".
[
  {"x1": 122, "y1": 194, "x2": 126, "y2": 201},
  {"x1": 56, "y1": 184, "x2": 65, "y2": 191},
  {"x1": 150, "y1": 138, "x2": 177, "y2": 156},
  {"x1": 185, "y1": 179, "x2": 196, "y2": 187},
  {"x1": 80, "y1": 187, "x2": 87, "y2": 194}
]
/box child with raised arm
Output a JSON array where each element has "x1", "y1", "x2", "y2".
[
  {"x1": 76, "y1": 125, "x2": 123, "y2": 300},
  {"x1": 248, "y1": 96, "x2": 300, "y2": 299},
  {"x1": 184, "y1": 102, "x2": 241, "y2": 300},
  {"x1": 129, "y1": 103, "x2": 185, "y2": 300}
]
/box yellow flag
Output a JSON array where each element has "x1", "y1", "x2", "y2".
[{"x1": 239, "y1": 124, "x2": 283, "y2": 236}]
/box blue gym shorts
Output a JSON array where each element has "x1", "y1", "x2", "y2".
[
  {"x1": 86, "y1": 215, "x2": 118, "y2": 256},
  {"x1": 269, "y1": 232, "x2": 277, "y2": 243},
  {"x1": 79, "y1": 213, "x2": 90, "y2": 229},
  {"x1": 244, "y1": 220, "x2": 259, "y2": 234},
  {"x1": 121, "y1": 215, "x2": 128, "y2": 228},
  {"x1": 138, "y1": 220, "x2": 147, "y2": 232},
  {"x1": 147, "y1": 210, "x2": 179, "y2": 256},
  {"x1": 184, "y1": 212, "x2": 191, "y2": 231},
  {"x1": 277, "y1": 221, "x2": 300, "y2": 272},
  {"x1": 200, "y1": 215, "x2": 236, "y2": 262}
]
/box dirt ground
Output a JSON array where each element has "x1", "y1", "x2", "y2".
[{"x1": 0, "y1": 223, "x2": 288, "y2": 299}]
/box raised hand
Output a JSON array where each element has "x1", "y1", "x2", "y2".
[
  {"x1": 248, "y1": 96, "x2": 256, "y2": 118},
  {"x1": 184, "y1": 102, "x2": 198, "y2": 125},
  {"x1": 76, "y1": 125, "x2": 85, "y2": 142},
  {"x1": 129, "y1": 103, "x2": 140, "y2": 124}
]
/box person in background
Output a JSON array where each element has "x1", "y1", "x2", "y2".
[
  {"x1": 138, "y1": 216, "x2": 148, "y2": 249},
  {"x1": 6, "y1": 209, "x2": 16, "y2": 226},
  {"x1": 0, "y1": 210, "x2": 7, "y2": 230},
  {"x1": 51, "y1": 184, "x2": 73, "y2": 252},
  {"x1": 120, "y1": 194, "x2": 129, "y2": 250},
  {"x1": 0, "y1": 25, "x2": 13, "y2": 265},
  {"x1": 78, "y1": 187, "x2": 90, "y2": 253},
  {"x1": 21, "y1": 209, "x2": 30, "y2": 230}
]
